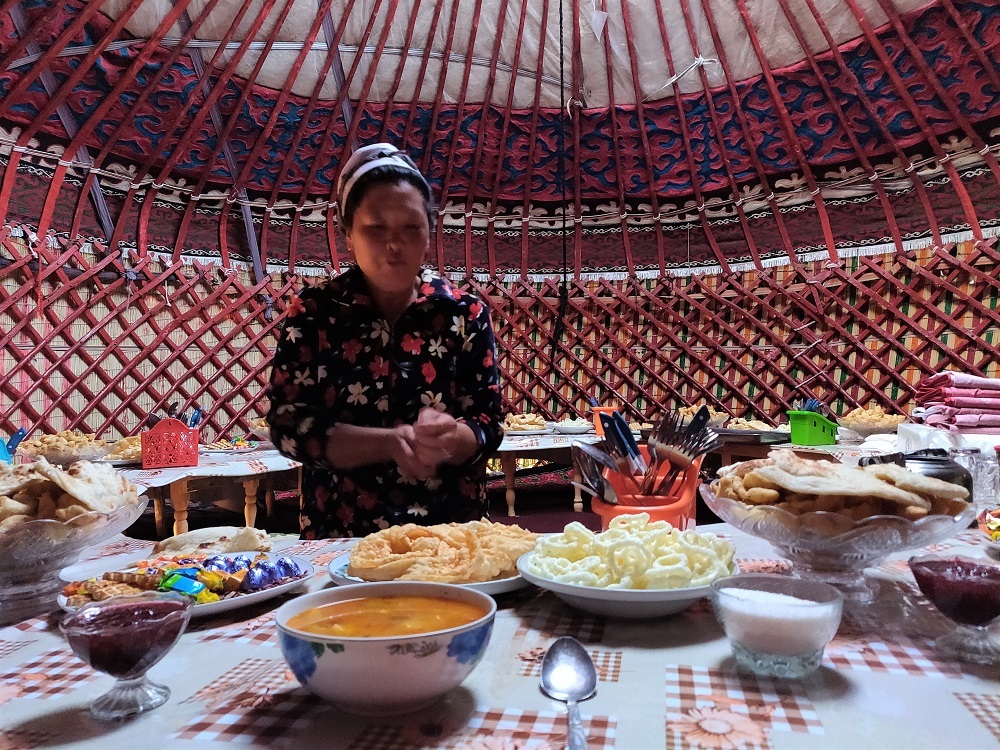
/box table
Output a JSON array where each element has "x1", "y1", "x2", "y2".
[
  {"x1": 496, "y1": 432, "x2": 602, "y2": 516},
  {"x1": 2, "y1": 525, "x2": 999, "y2": 749},
  {"x1": 120, "y1": 449, "x2": 301, "y2": 537}
]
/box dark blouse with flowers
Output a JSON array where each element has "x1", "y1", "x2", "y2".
[{"x1": 267, "y1": 267, "x2": 504, "y2": 538}]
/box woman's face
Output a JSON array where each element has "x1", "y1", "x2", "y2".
[{"x1": 346, "y1": 180, "x2": 430, "y2": 297}]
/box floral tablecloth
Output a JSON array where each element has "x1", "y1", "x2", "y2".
[{"x1": 1, "y1": 525, "x2": 999, "y2": 749}]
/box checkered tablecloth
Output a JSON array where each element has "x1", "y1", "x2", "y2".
[{"x1": 2, "y1": 526, "x2": 999, "y2": 749}]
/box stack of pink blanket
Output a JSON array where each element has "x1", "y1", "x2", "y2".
[{"x1": 916, "y1": 372, "x2": 1000, "y2": 432}]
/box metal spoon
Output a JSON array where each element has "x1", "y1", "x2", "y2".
[{"x1": 540, "y1": 636, "x2": 598, "y2": 750}]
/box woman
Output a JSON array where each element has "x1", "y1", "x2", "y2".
[{"x1": 268, "y1": 143, "x2": 504, "y2": 538}]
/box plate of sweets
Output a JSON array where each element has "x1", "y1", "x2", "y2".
[
  {"x1": 979, "y1": 508, "x2": 1000, "y2": 560},
  {"x1": 328, "y1": 519, "x2": 538, "y2": 596},
  {"x1": 201, "y1": 436, "x2": 260, "y2": 453},
  {"x1": 59, "y1": 551, "x2": 314, "y2": 618},
  {"x1": 503, "y1": 413, "x2": 551, "y2": 435},
  {"x1": 517, "y1": 514, "x2": 738, "y2": 618}
]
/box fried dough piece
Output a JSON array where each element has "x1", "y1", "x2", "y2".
[
  {"x1": 348, "y1": 523, "x2": 488, "y2": 583},
  {"x1": 460, "y1": 520, "x2": 538, "y2": 580}
]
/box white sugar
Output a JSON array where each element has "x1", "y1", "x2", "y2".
[{"x1": 718, "y1": 587, "x2": 841, "y2": 656}]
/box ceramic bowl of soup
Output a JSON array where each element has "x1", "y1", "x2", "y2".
[{"x1": 274, "y1": 581, "x2": 496, "y2": 715}]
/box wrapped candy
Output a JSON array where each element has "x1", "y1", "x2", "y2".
[{"x1": 275, "y1": 557, "x2": 302, "y2": 579}]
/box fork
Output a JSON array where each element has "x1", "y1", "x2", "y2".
[{"x1": 649, "y1": 426, "x2": 722, "y2": 496}]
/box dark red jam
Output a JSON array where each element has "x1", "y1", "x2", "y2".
[
  {"x1": 909, "y1": 558, "x2": 1000, "y2": 627},
  {"x1": 63, "y1": 599, "x2": 189, "y2": 679}
]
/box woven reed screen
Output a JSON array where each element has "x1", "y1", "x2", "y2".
[{"x1": 1, "y1": 228, "x2": 997, "y2": 440}]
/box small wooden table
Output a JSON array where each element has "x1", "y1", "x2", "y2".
[
  {"x1": 120, "y1": 448, "x2": 302, "y2": 536},
  {"x1": 495, "y1": 432, "x2": 601, "y2": 516}
]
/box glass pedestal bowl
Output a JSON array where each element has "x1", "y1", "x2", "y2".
[
  {"x1": 908, "y1": 555, "x2": 1000, "y2": 665},
  {"x1": 60, "y1": 592, "x2": 193, "y2": 720},
  {"x1": 0, "y1": 496, "x2": 149, "y2": 625},
  {"x1": 700, "y1": 485, "x2": 976, "y2": 603}
]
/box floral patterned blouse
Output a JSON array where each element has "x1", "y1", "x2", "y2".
[{"x1": 267, "y1": 266, "x2": 504, "y2": 538}]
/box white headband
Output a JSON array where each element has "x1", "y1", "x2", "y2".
[{"x1": 336, "y1": 144, "x2": 428, "y2": 222}]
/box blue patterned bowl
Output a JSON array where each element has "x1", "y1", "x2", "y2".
[{"x1": 274, "y1": 581, "x2": 496, "y2": 715}]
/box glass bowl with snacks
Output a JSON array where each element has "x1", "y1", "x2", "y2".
[
  {"x1": 701, "y1": 449, "x2": 975, "y2": 603},
  {"x1": 16, "y1": 429, "x2": 111, "y2": 465},
  {"x1": 0, "y1": 458, "x2": 147, "y2": 625},
  {"x1": 837, "y1": 405, "x2": 906, "y2": 438}
]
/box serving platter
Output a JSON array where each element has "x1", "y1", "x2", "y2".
[
  {"x1": 504, "y1": 427, "x2": 552, "y2": 436},
  {"x1": 97, "y1": 457, "x2": 143, "y2": 467},
  {"x1": 517, "y1": 551, "x2": 736, "y2": 618},
  {"x1": 327, "y1": 551, "x2": 530, "y2": 596},
  {"x1": 58, "y1": 552, "x2": 314, "y2": 618},
  {"x1": 713, "y1": 428, "x2": 789, "y2": 445}
]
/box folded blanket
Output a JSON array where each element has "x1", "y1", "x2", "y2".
[
  {"x1": 923, "y1": 412, "x2": 1000, "y2": 428},
  {"x1": 917, "y1": 372, "x2": 1000, "y2": 400},
  {"x1": 923, "y1": 396, "x2": 1000, "y2": 410},
  {"x1": 918, "y1": 386, "x2": 1000, "y2": 402},
  {"x1": 915, "y1": 405, "x2": 1000, "y2": 418}
]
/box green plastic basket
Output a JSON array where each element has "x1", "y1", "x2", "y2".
[{"x1": 787, "y1": 410, "x2": 838, "y2": 446}]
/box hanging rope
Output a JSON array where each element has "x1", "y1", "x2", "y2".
[{"x1": 549, "y1": 0, "x2": 570, "y2": 361}]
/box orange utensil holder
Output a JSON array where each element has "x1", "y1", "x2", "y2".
[
  {"x1": 141, "y1": 418, "x2": 199, "y2": 469},
  {"x1": 591, "y1": 406, "x2": 619, "y2": 436},
  {"x1": 592, "y1": 450, "x2": 703, "y2": 531}
]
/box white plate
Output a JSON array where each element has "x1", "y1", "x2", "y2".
[
  {"x1": 200, "y1": 446, "x2": 259, "y2": 454},
  {"x1": 59, "y1": 552, "x2": 314, "y2": 618},
  {"x1": 517, "y1": 551, "x2": 735, "y2": 618},
  {"x1": 554, "y1": 423, "x2": 594, "y2": 435},
  {"x1": 326, "y1": 551, "x2": 530, "y2": 596},
  {"x1": 504, "y1": 428, "x2": 552, "y2": 436}
]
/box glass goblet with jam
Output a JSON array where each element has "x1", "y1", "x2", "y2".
[
  {"x1": 60, "y1": 591, "x2": 193, "y2": 720},
  {"x1": 908, "y1": 555, "x2": 1000, "y2": 665}
]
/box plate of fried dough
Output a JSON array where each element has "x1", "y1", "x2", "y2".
[
  {"x1": 329, "y1": 519, "x2": 539, "y2": 595},
  {"x1": 503, "y1": 413, "x2": 551, "y2": 434}
]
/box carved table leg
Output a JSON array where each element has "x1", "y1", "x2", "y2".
[
  {"x1": 243, "y1": 477, "x2": 261, "y2": 528},
  {"x1": 151, "y1": 488, "x2": 168, "y2": 539},
  {"x1": 572, "y1": 465, "x2": 584, "y2": 513},
  {"x1": 502, "y1": 454, "x2": 517, "y2": 517},
  {"x1": 172, "y1": 480, "x2": 191, "y2": 536}
]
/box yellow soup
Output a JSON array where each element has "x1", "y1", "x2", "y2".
[{"x1": 287, "y1": 595, "x2": 488, "y2": 637}]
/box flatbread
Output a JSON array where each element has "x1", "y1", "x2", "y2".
[
  {"x1": 861, "y1": 463, "x2": 969, "y2": 501},
  {"x1": 152, "y1": 525, "x2": 271, "y2": 555},
  {"x1": 31, "y1": 458, "x2": 137, "y2": 514},
  {"x1": 0, "y1": 464, "x2": 46, "y2": 496},
  {"x1": 752, "y1": 463, "x2": 931, "y2": 510}
]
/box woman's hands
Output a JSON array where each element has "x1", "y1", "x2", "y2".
[
  {"x1": 327, "y1": 409, "x2": 479, "y2": 481},
  {"x1": 391, "y1": 408, "x2": 478, "y2": 480}
]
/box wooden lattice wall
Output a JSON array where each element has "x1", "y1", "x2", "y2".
[{"x1": 1, "y1": 227, "x2": 998, "y2": 440}]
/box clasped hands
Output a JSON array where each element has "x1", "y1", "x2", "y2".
[{"x1": 392, "y1": 407, "x2": 468, "y2": 481}]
